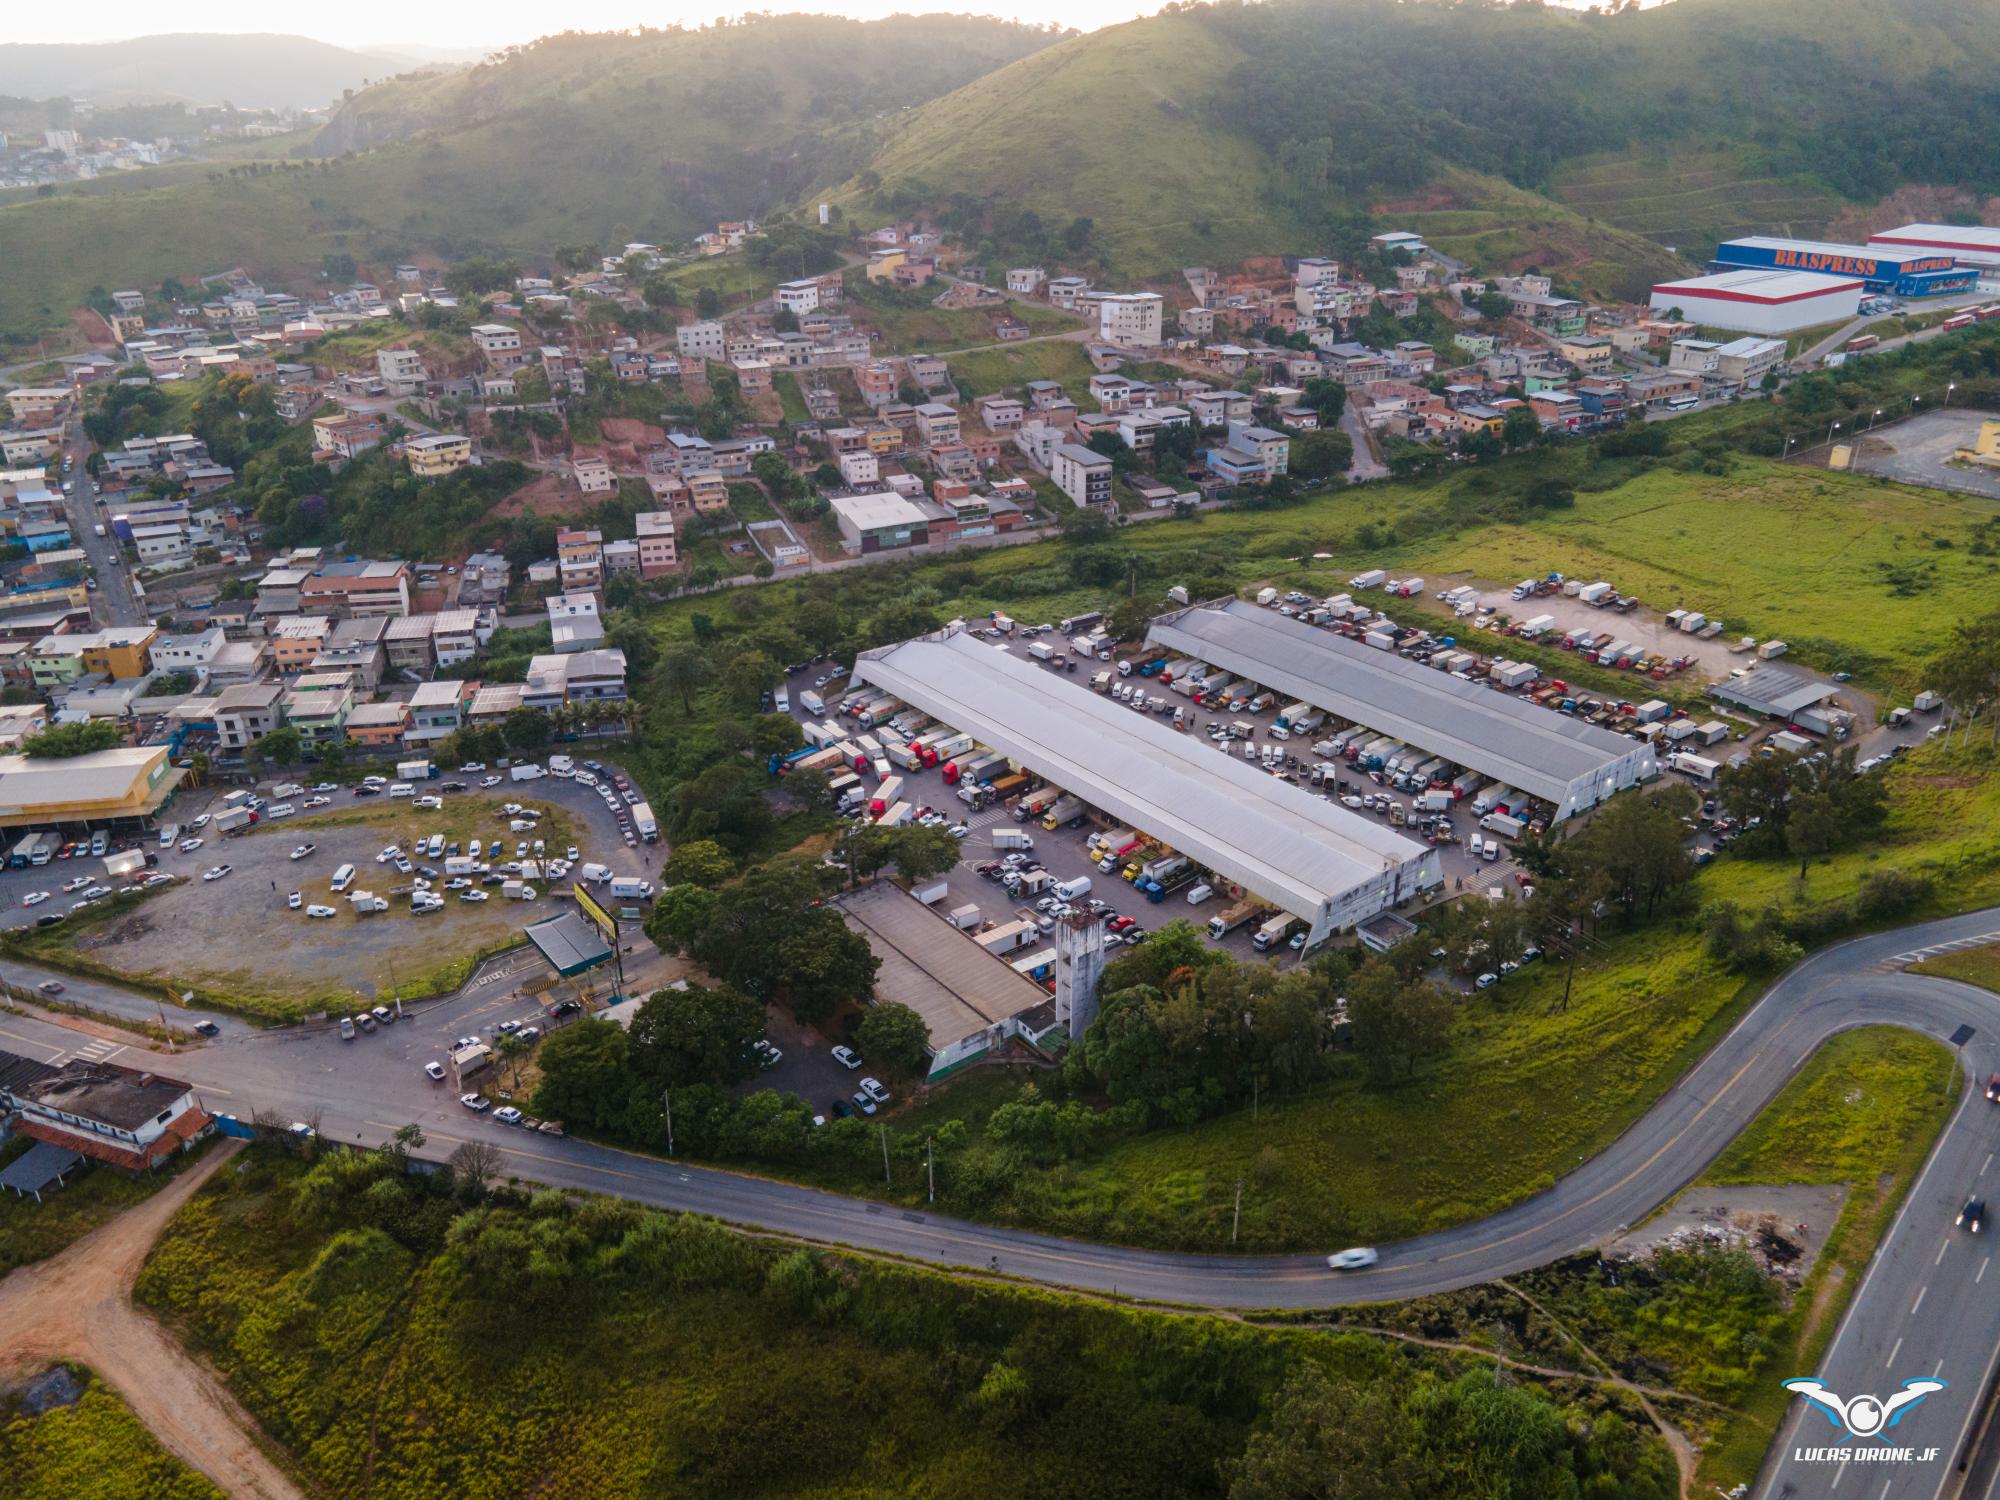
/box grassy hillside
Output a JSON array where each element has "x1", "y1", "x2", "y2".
[
  {"x1": 837, "y1": 14, "x2": 1301, "y2": 276},
  {"x1": 1550, "y1": 147, "x2": 1847, "y2": 259},
  {"x1": 132, "y1": 1143, "x2": 1678, "y2": 1499}
]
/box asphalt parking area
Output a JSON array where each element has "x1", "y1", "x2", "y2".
[{"x1": 1850, "y1": 408, "x2": 2000, "y2": 500}]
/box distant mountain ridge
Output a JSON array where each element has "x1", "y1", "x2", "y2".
[{"x1": 0, "y1": 33, "x2": 406, "y2": 111}]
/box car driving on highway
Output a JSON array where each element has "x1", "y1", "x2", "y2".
[
  {"x1": 1959, "y1": 1196, "x2": 1985, "y2": 1234},
  {"x1": 1327, "y1": 1247, "x2": 1379, "y2": 1271}
]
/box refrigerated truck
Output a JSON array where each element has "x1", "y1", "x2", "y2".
[
  {"x1": 632, "y1": 802, "x2": 658, "y2": 842},
  {"x1": 799, "y1": 689, "x2": 826, "y2": 718}
]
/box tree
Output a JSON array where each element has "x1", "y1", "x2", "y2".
[
  {"x1": 662, "y1": 839, "x2": 735, "y2": 887},
  {"x1": 776, "y1": 921, "x2": 878, "y2": 1024},
  {"x1": 1225, "y1": 1362, "x2": 1414, "y2": 1500},
  {"x1": 658, "y1": 643, "x2": 710, "y2": 713},
  {"x1": 695, "y1": 286, "x2": 722, "y2": 319},
  {"x1": 1501, "y1": 406, "x2": 1541, "y2": 449},
  {"x1": 855, "y1": 1002, "x2": 930, "y2": 1079},
  {"x1": 627, "y1": 984, "x2": 766, "y2": 1086},
  {"x1": 253, "y1": 725, "x2": 303, "y2": 767},
  {"x1": 448, "y1": 1138, "x2": 503, "y2": 1197},
  {"x1": 530, "y1": 1019, "x2": 630, "y2": 1130},
  {"x1": 1928, "y1": 607, "x2": 2000, "y2": 746},
  {"x1": 1786, "y1": 790, "x2": 1843, "y2": 881},
  {"x1": 503, "y1": 706, "x2": 552, "y2": 752},
  {"x1": 19, "y1": 720, "x2": 121, "y2": 758},
  {"x1": 1346, "y1": 960, "x2": 1453, "y2": 1081}
]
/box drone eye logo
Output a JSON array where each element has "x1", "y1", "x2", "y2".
[{"x1": 1784, "y1": 1378, "x2": 1947, "y2": 1441}]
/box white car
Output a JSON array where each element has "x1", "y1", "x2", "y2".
[
  {"x1": 425, "y1": 1061, "x2": 446, "y2": 1081},
  {"x1": 289, "y1": 843, "x2": 316, "y2": 860},
  {"x1": 831, "y1": 1045, "x2": 862, "y2": 1070},
  {"x1": 459, "y1": 890, "x2": 489, "y2": 902},
  {"x1": 858, "y1": 1076, "x2": 891, "y2": 1105},
  {"x1": 1327, "y1": 1247, "x2": 1379, "y2": 1271},
  {"x1": 414, "y1": 796, "x2": 442, "y2": 810},
  {"x1": 453, "y1": 1035, "x2": 483, "y2": 1051},
  {"x1": 377, "y1": 846, "x2": 401, "y2": 863},
  {"x1": 190, "y1": 814, "x2": 211, "y2": 829},
  {"x1": 481, "y1": 775, "x2": 503, "y2": 788},
  {"x1": 201, "y1": 865, "x2": 232, "y2": 881},
  {"x1": 306, "y1": 905, "x2": 337, "y2": 918},
  {"x1": 304, "y1": 796, "x2": 332, "y2": 809},
  {"x1": 311, "y1": 783, "x2": 337, "y2": 793},
  {"x1": 179, "y1": 837, "x2": 204, "y2": 853},
  {"x1": 63, "y1": 875, "x2": 91, "y2": 893},
  {"x1": 460, "y1": 1093, "x2": 489, "y2": 1112},
  {"x1": 21, "y1": 890, "x2": 48, "y2": 907},
  {"x1": 287, "y1": 890, "x2": 303, "y2": 909},
  {"x1": 493, "y1": 1106, "x2": 524, "y2": 1125}
]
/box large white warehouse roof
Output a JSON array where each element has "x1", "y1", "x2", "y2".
[
  {"x1": 1147, "y1": 600, "x2": 1655, "y2": 817},
  {"x1": 853, "y1": 628, "x2": 1438, "y2": 940}
]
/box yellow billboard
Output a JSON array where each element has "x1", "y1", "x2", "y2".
[{"x1": 573, "y1": 881, "x2": 619, "y2": 942}]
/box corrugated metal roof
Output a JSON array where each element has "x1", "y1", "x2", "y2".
[
  {"x1": 854, "y1": 630, "x2": 1433, "y2": 926},
  {"x1": 834, "y1": 881, "x2": 1048, "y2": 1050},
  {"x1": 1147, "y1": 600, "x2": 1642, "y2": 807},
  {"x1": 1706, "y1": 665, "x2": 1837, "y2": 718}
]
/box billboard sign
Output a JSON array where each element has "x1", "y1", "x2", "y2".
[{"x1": 573, "y1": 881, "x2": 619, "y2": 943}]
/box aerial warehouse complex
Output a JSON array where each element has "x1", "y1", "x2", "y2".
[
  {"x1": 853, "y1": 625, "x2": 1442, "y2": 949},
  {"x1": 1147, "y1": 599, "x2": 1657, "y2": 822},
  {"x1": 1712, "y1": 236, "x2": 1975, "y2": 299}
]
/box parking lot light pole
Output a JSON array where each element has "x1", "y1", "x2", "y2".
[{"x1": 1945, "y1": 382, "x2": 1957, "y2": 408}]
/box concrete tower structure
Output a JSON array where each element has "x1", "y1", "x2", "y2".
[{"x1": 1054, "y1": 910, "x2": 1107, "y2": 1041}]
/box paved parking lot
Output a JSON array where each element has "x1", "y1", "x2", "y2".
[{"x1": 1849, "y1": 407, "x2": 2000, "y2": 500}]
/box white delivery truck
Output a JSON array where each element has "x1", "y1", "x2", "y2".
[
  {"x1": 609, "y1": 877, "x2": 654, "y2": 901},
  {"x1": 992, "y1": 828, "x2": 1035, "y2": 851},
  {"x1": 1251, "y1": 913, "x2": 1299, "y2": 952},
  {"x1": 800, "y1": 689, "x2": 826, "y2": 718}
]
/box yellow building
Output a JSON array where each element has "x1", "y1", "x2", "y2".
[
  {"x1": 406, "y1": 433, "x2": 473, "y2": 477},
  {"x1": 1953, "y1": 418, "x2": 2000, "y2": 471},
  {"x1": 0, "y1": 746, "x2": 183, "y2": 830},
  {"x1": 80, "y1": 626, "x2": 157, "y2": 681},
  {"x1": 865, "y1": 248, "x2": 908, "y2": 283}
]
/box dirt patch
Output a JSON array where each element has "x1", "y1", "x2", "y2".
[
  {"x1": 491, "y1": 470, "x2": 575, "y2": 520},
  {"x1": 1607, "y1": 1184, "x2": 1846, "y2": 1285},
  {"x1": 0, "y1": 1140, "x2": 303, "y2": 1500},
  {"x1": 1825, "y1": 189, "x2": 1998, "y2": 245}
]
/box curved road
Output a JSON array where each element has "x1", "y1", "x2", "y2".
[{"x1": 9, "y1": 907, "x2": 2000, "y2": 1495}]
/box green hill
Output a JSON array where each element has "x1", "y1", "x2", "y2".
[
  {"x1": 821, "y1": 0, "x2": 2000, "y2": 291},
  {"x1": 0, "y1": 15, "x2": 1057, "y2": 345}
]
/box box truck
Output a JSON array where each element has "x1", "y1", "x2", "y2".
[
  {"x1": 1348, "y1": 569, "x2": 1387, "y2": 590},
  {"x1": 799, "y1": 689, "x2": 826, "y2": 717},
  {"x1": 610, "y1": 877, "x2": 654, "y2": 901},
  {"x1": 1480, "y1": 811, "x2": 1525, "y2": 839},
  {"x1": 1014, "y1": 786, "x2": 1059, "y2": 821},
  {"x1": 975, "y1": 919, "x2": 1038, "y2": 955},
  {"x1": 992, "y1": 828, "x2": 1034, "y2": 851},
  {"x1": 632, "y1": 803, "x2": 658, "y2": 842},
  {"x1": 879, "y1": 801, "x2": 914, "y2": 828},
  {"x1": 1208, "y1": 897, "x2": 1264, "y2": 940},
  {"x1": 870, "y1": 776, "x2": 904, "y2": 817},
  {"x1": 1040, "y1": 795, "x2": 1085, "y2": 829},
  {"x1": 1669, "y1": 752, "x2": 1719, "y2": 782},
  {"x1": 1252, "y1": 913, "x2": 1299, "y2": 951}
]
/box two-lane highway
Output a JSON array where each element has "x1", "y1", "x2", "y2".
[{"x1": 9, "y1": 908, "x2": 2000, "y2": 1494}]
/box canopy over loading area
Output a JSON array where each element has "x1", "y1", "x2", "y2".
[
  {"x1": 1147, "y1": 599, "x2": 1656, "y2": 821},
  {"x1": 853, "y1": 626, "x2": 1440, "y2": 946},
  {"x1": 523, "y1": 911, "x2": 615, "y2": 977}
]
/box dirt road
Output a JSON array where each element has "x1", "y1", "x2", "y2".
[{"x1": 0, "y1": 1139, "x2": 303, "y2": 1500}]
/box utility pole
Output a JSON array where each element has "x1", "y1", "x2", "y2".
[
  {"x1": 926, "y1": 1136, "x2": 935, "y2": 1202},
  {"x1": 156, "y1": 993, "x2": 175, "y2": 1052},
  {"x1": 662, "y1": 1085, "x2": 674, "y2": 1155},
  {"x1": 1231, "y1": 1176, "x2": 1243, "y2": 1244},
  {"x1": 880, "y1": 1123, "x2": 891, "y2": 1185}
]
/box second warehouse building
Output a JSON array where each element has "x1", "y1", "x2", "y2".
[
  {"x1": 1147, "y1": 599, "x2": 1657, "y2": 822},
  {"x1": 854, "y1": 626, "x2": 1441, "y2": 949}
]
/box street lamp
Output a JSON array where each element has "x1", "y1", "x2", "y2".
[
  {"x1": 1783, "y1": 432, "x2": 1795, "y2": 460},
  {"x1": 1827, "y1": 419, "x2": 1841, "y2": 445},
  {"x1": 1945, "y1": 382, "x2": 1957, "y2": 408},
  {"x1": 1867, "y1": 407, "x2": 1882, "y2": 431},
  {"x1": 1912, "y1": 394, "x2": 1923, "y2": 411}
]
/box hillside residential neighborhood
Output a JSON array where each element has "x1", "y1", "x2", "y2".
[{"x1": 3, "y1": 9, "x2": 2000, "y2": 1500}]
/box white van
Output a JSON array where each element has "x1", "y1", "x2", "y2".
[
  {"x1": 1053, "y1": 875, "x2": 1093, "y2": 903},
  {"x1": 331, "y1": 863, "x2": 357, "y2": 893},
  {"x1": 389, "y1": 783, "x2": 414, "y2": 798},
  {"x1": 1185, "y1": 882, "x2": 1215, "y2": 905}
]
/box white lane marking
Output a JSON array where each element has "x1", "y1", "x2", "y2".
[
  {"x1": 1888, "y1": 1336, "x2": 1904, "y2": 1368},
  {"x1": 1981, "y1": 1257, "x2": 1991, "y2": 1284},
  {"x1": 1933, "y1": 1360, "x2": 1945, "y2": 1379},
  {"x1": 1912, "y1": 1284, "x2": 1928, "y2": 1316},
  {"x1": 1829, "y1": 1454, "x2": 1847, "y2": 1490},
  {"x1": 1879, "y1": 1480, "x2": 1892, "y2": 1500},
  {"x1": 1985, "y1": 1153, "x2": 1994, "y2": 1177},
  {"x1": 1938, "y1": 1238, "x2": 1951, "y2": 1266}
]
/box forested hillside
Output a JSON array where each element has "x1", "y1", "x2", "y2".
[{"x1": 830, "y1": 0, "x2": 2000, "y2": 291}]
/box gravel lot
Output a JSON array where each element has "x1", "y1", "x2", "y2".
[{"x1": 40, "y1": 770, "x2": 656, "y2": 1012}]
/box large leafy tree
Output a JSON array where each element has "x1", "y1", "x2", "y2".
[{"x1": 626, "y1": 984, "x2": 766, "y2": 1087}]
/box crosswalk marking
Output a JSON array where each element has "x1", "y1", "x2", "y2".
[
  {"x1": 62, "y1": 1036, "x2": 126, "y2": 1066},
  {"x1": 1882, "y1": 928, "x2": 2000, "y2": 970}
]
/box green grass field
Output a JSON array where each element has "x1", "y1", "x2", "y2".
[
  {"x1": 948, "y1": 338, "x2": 1102, "y2": 399},
  {"x1": 0, "y1": 1368, "x2": 223, "y2": 1500},
  {"x1": 1394, "y1": 461, "x2": 2000, "y2": 692},
  {"x1": 1916, "y1": 943, "x2": 2000, "y2": 994},
  {"x1": 845, "y1": 282, "x2": 1079, "y2": 353}
]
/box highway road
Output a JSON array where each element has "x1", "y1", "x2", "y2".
[{"x1": 8, "y1": 907, "x2": 2000, "y2": 1494}]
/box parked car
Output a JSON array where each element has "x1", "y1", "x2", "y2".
[
  {"x1": 287, "y1": 891, "x2": 303, "y2": 909},
  {"x1": 460, "y1": 1093, "x2": 490, "y2": 1112},
  {"x1": 493, "y1": 1106, "x2": 524, "y2": 1125},
  {"x1": 202, "y1": 865, "x2": 232, "y2": 881},
  {"x1": 858, "y1": 1076, "x2": 891, "y2": 1105},
  {"x1": 424, "y1": 1061, "x2": 446, "y2": 1081},
  {"x1": 831, "y1": 1045, "x2": 863, "y2": 1070}
]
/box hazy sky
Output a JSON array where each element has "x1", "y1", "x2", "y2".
[
  {"x1": 10, "y1": 1, "x2": 1152, "y2": 51},
  {"x1": 12, "y1": 0, "x2": 1657, "y2": 51}
]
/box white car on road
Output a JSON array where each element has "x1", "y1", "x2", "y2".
[
  {"x1": 306, "y1": 905, "x2": 338, "y2": 918},
  {"x1": 20, "y1": 890, "x2": 48, "y2": 907},
  {"x1": 201, "y1": 865, "x2": 232, "y2": 882},
  {"x1": 287, "y1": 891, "x2": 303, "y2": 909},
  {"x1": 1326, "y1": 1247, "x2": 1379, "y2": 1271}
]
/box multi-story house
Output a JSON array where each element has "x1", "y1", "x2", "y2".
[
  {"x1": 635, "y1": 512, "x2": 679, "y2": 577},
  {"x1": 1097, "y1": 292, "x2": 1164, "y2": 347},
  {"x1": 406, "y1": 434, "x2": 472, "y2": 477},
  {"x1": 213, "y1": 682, "x2": 283, "y2": 751},
  {"x1": 402, "y1": 679, "x2": 466, "y2": 746},
  {"x1": 1051, "y1": 443, "x2": 1112, "y2": 507},
  {"x1": 556, "y1": 529, "x2": 604, "y2": 595}
]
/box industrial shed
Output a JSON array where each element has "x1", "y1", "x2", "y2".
[
  {"x1": 853, "y1": 627, "x2": 1441, "y2": 947},
  {"x1": 1648, "y1": 269, "x2": 1864, "y2": 335},
  {"x1": 1147, "y1": 599, "x2": 1657, "y2": 822},
  {"x1": 1705, "y1": 665, "x2": 1839, "y2": 720}
]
